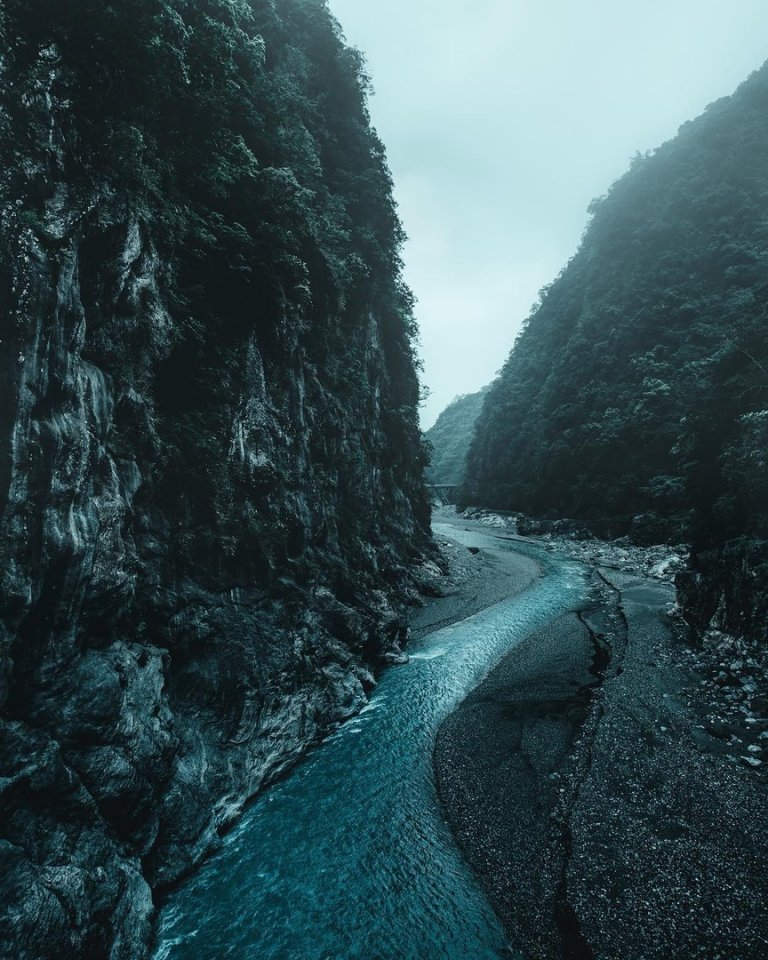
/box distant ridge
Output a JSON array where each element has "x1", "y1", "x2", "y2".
[{"x1": 425, "y1": 386, "x2": 490, "y2": 486}]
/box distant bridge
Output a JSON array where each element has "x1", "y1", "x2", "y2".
[{"x1": 427, "y1": 483, "x2": 461, "y2": 505}]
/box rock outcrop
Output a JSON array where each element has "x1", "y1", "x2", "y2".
[
  {"x1": 0, "y1": 3, "x2": 430, "y2": 957},
  {"x1": 677, "y1": 540, "x2": 768, "y2": 645}
]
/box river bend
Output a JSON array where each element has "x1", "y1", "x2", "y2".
[{"x1": 154, "y1": 526, "x2": 588, "y2": 960}]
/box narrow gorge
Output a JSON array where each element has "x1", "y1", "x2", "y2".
[{"x1": 1, "y1": 3, "x2": 767, "y2": 960}]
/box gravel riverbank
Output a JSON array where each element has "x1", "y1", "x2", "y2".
[
  {"x1": 429, "y1": 511, "x2": 768, "y2": 960},
  {"x1": 409, "y1": 520, "x2": 541, "y2": 640}
]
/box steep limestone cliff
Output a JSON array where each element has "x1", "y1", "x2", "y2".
[{"x1": 0, "y1": 2, "x2": 430, "y2": 957}]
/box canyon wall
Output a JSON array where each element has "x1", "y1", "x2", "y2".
[{"x1": 0, "y1": 2, "x2": 431, "y2": 957}]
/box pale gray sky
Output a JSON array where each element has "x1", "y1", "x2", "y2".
[{"x1": 327, "y1": 0, "x2": 768, "y2": 428}]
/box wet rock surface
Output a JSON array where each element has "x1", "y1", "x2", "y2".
[
  {"x1": 434, "y1": 526, "x2": 768, "y2": 960},
  {"x1": 677, "y1": 538, "x2": 768, "y2": 649},
  {"x1": 434, "y1": 573, "x2": 623, "y2": 960}
]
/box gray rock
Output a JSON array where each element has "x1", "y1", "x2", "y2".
[{"x1": 0, "y1": 15, "x2": 432, "y2": 959}]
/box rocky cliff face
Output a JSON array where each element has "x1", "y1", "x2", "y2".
[
  {"x1": 0, "y1": 3, "x2": 430, "y2": 957},
  {"x1": 677, "y1": 540, "x2": 768, "y2": 645}
]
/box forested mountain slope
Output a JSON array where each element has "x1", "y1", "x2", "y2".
[
  {"x1": 425, "y1": 386, "x2": 489, "y2": 485},
  {"x1": 0, "y1": 2, "x2": 430, "y2": 957},
  {"x1": 465, "y1": 62, "x2": 768, "y2": 642}
]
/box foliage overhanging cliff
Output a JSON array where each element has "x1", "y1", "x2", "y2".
[
  {"x1": 0, "y1": 1, "x2": 430, "y2": 957},
  {"x1": 464, "y1": 62, "x2": 768, "y2": 641}
]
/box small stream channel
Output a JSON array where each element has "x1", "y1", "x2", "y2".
[{"x1": 154, "y1": 528, "x2": 588, "y2": 960}]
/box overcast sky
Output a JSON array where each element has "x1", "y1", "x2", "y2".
[{"x1": 327, "y1": 0, "x2": 768, "y2": 428}]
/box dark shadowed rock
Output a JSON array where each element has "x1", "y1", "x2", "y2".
[{"x1": 0, "y1": 3, "x2": 431, "y2": 957}]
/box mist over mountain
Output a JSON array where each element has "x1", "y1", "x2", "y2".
[
  {"x1": 424, "y1": 386, "x2": 490, "y2": 487},
  {"x1": 2, "y1": 5, "x2": 767, "y2": 959},
  {"x1": 463, "y1": 61, "x2": 768, "y2": 642}
]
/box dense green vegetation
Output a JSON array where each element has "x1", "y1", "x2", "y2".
[
  {"x1": 1, "y1": 0, "x2": 429, "y2": 572},
  {"x1": 425, "y1": 386, "x2": 489, "y2": 485},
  {"x1": 465, "y1": 63, "x2": 768, "y2": 535},
  {"x1": 464, "y1": 62, "x2": 768, "y2": 638},
  {"x1": 676, "y1": 330, "x2": 768, "y2": 642}
]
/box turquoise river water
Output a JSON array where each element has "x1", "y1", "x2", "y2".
[{"x1": 153, "y1": 527, "x2": 588, "y2": 960}]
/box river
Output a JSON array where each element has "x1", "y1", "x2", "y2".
[{"x1": 153, "y1": 525, "x2": 588, "y2": 960}]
